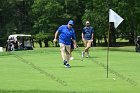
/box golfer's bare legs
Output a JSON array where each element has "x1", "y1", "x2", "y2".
[
  {"x1": 65, "y1": 45, "x2": 71, "y2": 62},
  {"x1": 60, "y1": 43, "x2": 66, "y2": 61},
  {"x1": 60, "y1": 43, "x2": 71, "y2": 62},
  {"x1": 83, "y1": 40, "x2": 92, "y2": 57}
]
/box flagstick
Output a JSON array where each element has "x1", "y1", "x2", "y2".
[
  {"x1": 107, "y1": 22, "x2": 111, "y2": 78},
  {"x1": 107, "y1": 9, "x2": 124, "y2": 78}
]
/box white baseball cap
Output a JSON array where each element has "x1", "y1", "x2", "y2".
[{"x1": 86, "y1": 21, "x2": 90, "y2": 24}]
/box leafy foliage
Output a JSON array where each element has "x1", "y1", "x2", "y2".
[{"x1": 0, "y1": 0, "x2": 140, "y2": 47}]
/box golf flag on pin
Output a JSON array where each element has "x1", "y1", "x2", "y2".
[
  {"x1": 107, "y1": 9, "x2": 124, "y2": 78},
  {"x1": 109, "y1": 9, "x2": 124, "y2": 28}
]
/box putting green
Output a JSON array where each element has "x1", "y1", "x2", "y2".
[{"x1": 0, "y1": 47, "x2": 139, "y2": 93}]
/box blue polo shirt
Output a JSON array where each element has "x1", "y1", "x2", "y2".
[
  {"x1": 57, "y1": 25, "x2": 76, "y2": 45},
  {"x1": 82, "y1": 26, "x2": 94, "y2": 40}
]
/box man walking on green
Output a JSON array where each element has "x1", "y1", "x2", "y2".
[
  {"x1": 53, "y1": 20, "x2": 77, "y2": 68},
  {"x1": 82, "y1": 21, "x2": 94, "y2": 58}
]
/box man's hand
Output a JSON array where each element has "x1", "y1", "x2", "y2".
[
  {"x1": 53, "y1": 31, "x2": 59, "y2": 43},
  {"x1": 74, "y1": 43, "x2": 77, "y2": 49},
  {"x1": 53, "y1": 38, "x2": 57, "y2": 47},
  {"x1": 72, "y1": 40, "x2": 77, "y2": 49},
  {"x1": 82, "y1": 38, "x2": 85, "y2": 42},
  {"x1": 90, "y1": 39, "x2": 93, "y2": 42},
  {"x1": 53, "y1": 38, "x2": 57, "y2": 43}
]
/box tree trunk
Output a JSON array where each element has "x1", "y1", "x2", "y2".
[
  {"x1": 97, "y1": 37, "x2": 100, "y2": 44},
  {"x1": 104, "y1": 35, "x2": 107, "y2": 46},
  {"x1": 93, "y1": 38, "x2": 96, "y2": 47},
  {"x1": 39, "y1": 40, "x2": 42, "y2": 48},
  {"x1": 112, "y1": 28, "x2": 116, "y2": 44},
  {"x1": 109, "y1": 22, "x2": 115, "y2": 46},
  {"x1": 44, "y1": 39, "x2": 49, "y2": 47},
  {"x1": 129, "y1": 32, "x2": 134, "y2": 44}
]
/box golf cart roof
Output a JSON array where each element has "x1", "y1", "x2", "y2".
[
  {"x1": 8, "y1": 34, "x2": 32, "y2": 41},
  {"x1": 8, "y1": 34, "x2": 31, "y2": 39}
]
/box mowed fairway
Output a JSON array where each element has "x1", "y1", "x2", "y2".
[{"x1": 0, "y1": 47, "x2": 140, "y2": 93}]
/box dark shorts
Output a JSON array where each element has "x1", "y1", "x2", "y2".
[{"x1": 71, "y1": 40, "x2": 74, "y2": 50}]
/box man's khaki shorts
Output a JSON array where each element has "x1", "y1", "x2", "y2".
[
  {"x1": 59, "y1": 43, "x2": 71, "y2": 54},
  {"x1": 83, "y1": 40, "x2": 93, "y2": 47}
]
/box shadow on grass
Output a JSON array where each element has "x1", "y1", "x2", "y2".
[
  {"x1": 102, "y1": 48, "x2": 135, "y2": 53},
  {"x1": 0, "y1": 52, "x2": 13, "y2": 56},
  {"x1": 71, "y1": 65, "x2": 86, "y2": 68},
  {"x1": 88, "y1": 56, "x2": 99, "y2": 59},
  {"x1": 74, "y1": 56, "x2": 99, "y2": 61},
  {"x1": 0, "y1": 49, "x2": 60, "y2": 57},
  {"x1": 0, "y1": 90, "x2": 91, "y2": 93}
]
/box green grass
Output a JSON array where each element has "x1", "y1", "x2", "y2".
[{"x1": 0, "y1": 47, "x2": 140, "y2": 93}]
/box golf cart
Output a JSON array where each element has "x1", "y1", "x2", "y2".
[
  {"x1": 135, "y1": 36, "x2": 140, "y2": 52},
  {"x1": 6, "y1": 34, "x2": 33, "y2": 51}
]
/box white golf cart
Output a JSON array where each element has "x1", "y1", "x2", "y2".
[{"x1": 6, "y1": 34, "x2": 33, "y2": 51}]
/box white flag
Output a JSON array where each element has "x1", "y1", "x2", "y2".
[{"x1": 109, "y1": 9, "x2": 124, "y2": 28}]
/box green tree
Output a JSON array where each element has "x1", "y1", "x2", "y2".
[
  {"x1": 0, "y1": 0, "x2": 34, "y2": 47},
  {"x1": 32, "y1": 0, "x2": 64, "y2": 34},
  {"x1": 82, "y1": 0, "x2": 108, "y2": 46}
]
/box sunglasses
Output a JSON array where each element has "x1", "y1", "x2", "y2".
[{"x1": 69, "y1": 24, "x2": 73, "y2": 26}]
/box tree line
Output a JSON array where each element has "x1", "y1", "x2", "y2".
[{"x1": 0, "y1": 0, "x2": 140, "y2": 47}]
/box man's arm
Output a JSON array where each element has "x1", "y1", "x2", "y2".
[
  {"x1": 72, "y1": 31, "x2": 77, "y2": 48},
  {"x1": 91, "y1": 33, "x2": 94, "y2": 40},
  {"x1": 72, "y1": 39, "x2": 77, "y2": 48},
  {"x1": 53, "y1": 31, "x2": 59, "y2": 42},
  {"x1": 82, "y1": 33, "x2": 85, "y2": 41},
  {"x1": 91, "y1": 27, "x2": 94, "y2": 41}
]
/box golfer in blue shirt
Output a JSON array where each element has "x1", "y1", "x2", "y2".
[
  {"x1": 53, "y1": 20, "x2": 77, "y2": 68},
  {"x1": 82, "y1": 21, "x2": 94, "y2": 58}
]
